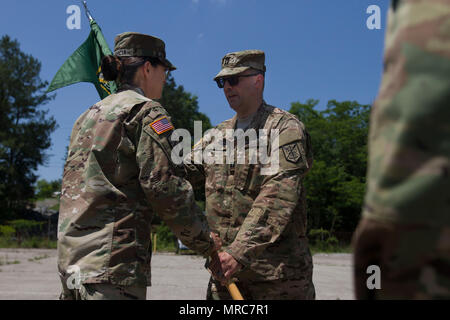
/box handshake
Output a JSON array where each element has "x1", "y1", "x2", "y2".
[{"x1": 206, "y1": 232, "x2": 242, "y2": 286}]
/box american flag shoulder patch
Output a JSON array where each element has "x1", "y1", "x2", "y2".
[{"x1": 149, "y1": 116, "x2": 174, "y2": 134}]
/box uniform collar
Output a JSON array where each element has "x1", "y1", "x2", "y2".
[
  {"x1": 230, "y1": 101, "x2": 270, "y2": 131},
  {"x1": 117, "y1": 84, "x2": 146, "y2": 97}
]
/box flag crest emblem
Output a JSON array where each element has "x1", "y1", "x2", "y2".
[{"x1": 149, "y1": 116, "x2": 174, "y2": 134}]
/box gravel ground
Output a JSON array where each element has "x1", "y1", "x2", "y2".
[{"x1": 0, "y1": 249, "x2": 354, "y2": 300}]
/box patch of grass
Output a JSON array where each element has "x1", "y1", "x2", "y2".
[
  {"x1": 0, "y1": 256, "x2": 21, "y2": 266},
  {"x1": 151, "y1": 234, "x2": 176, "y2": 253},
  {"x1": 153, "y1": 241, "x2": 177, "y2": 253},
  {"x1": 308, "y1": 229, "x2": 353, "y2": 254},
  {"x1": 310, "y1": 242, "x2": 353, "y2": 255},
  {"x1": 176, "y1": 249, "x2": 197, "y2": 255},
  {"x1": 21, "y1": 237, "x2": 57, "y2": 249},
  {"x1": 0, "y1": 236, "x2": 57, "y2": 249},
  {"x1": 151, "y1": 223, "x2": 177, "y2": 253},
  {"x1": 28, "y1": 254, "x2": 50, "y2": 262}
]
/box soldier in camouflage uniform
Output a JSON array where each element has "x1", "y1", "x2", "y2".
[
  {"x1": 57, "y1": 32, "x2": 220, "y2": 300},
  {"x1": 188, "y1": 50, "x2": 315, "y2": 300},
  {"x1": 352, "y1": 0, "x2": 450, "y2": 299}
]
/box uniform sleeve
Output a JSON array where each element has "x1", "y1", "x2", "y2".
[
  {"x1": 136, "y1": 105, "x2": 215, "y2": 257},
  {"x1": 225, "y1": 117, "x2": 313, "y2": 268},
  {"x1": 183, "y1": 138, "x2": 206, "y2": 186}
]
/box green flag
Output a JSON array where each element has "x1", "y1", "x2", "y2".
[{"x1": 47, "y1": 19, "x2": 117, "y2": 99}]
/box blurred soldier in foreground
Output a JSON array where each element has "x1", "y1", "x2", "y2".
[
  {"x1": 57, "y1": 32, "x2": 221, "y2": 300},
  {"x1": 188, "y1": 50, "x2": 315, "y2": 299},
  {"x1": 352, "y1": 0, "x2": 450, "y2": 299}
]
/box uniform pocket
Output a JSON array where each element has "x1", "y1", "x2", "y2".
[
  {"x1": 204, "y1": 142, "x2": 228, "y2": 193},
  {"x1": 234, "y1": 164, "x2": 251, "y2": 191},
  {"x1": 205, "y1": 164, "x2": 227, "y2": 193}
]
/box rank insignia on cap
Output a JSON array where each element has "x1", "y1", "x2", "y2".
[
  {"x1": 149, "y1": 116, "x2": 174, "y2": 134},
  {"x1": 282, "y1": 142, "x2": 302, "y2": 163}
]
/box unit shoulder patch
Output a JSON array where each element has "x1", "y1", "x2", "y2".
[{"x1": 282, "y1": 142, "x2": 302, "y2": 163}]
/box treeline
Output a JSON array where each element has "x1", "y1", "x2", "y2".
[
  {"x1": 0, "y1": 35, "x2": 56, "y2": 222},
  {"x1": 289, "y1": 99, "x2": 370, "y2": 243}
]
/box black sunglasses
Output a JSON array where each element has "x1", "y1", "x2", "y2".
[
  {"x1": 215, "y1": 73, "x2": 261, "y2": 88},
  {"x1": 131, "y1": 58, "x2": 170, "y2": 78}
]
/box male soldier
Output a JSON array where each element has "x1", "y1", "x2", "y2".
[
  {"x1": 352, "y1": 0, "x2": 450, "y2": 299},
  {"x1": 188, "y1": 50, "x2": 315, "y2": 299},
  {"x1": 57, "y1": 32, "x2": 221, "y2": 300}
]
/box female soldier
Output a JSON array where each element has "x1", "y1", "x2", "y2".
[{"x1": 57, "y1": 32, "x2": 220, "y2": 300}]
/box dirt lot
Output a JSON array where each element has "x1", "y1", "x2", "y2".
[{"x1": 0, "y1": 248, "x2": 354, "y2": 300}]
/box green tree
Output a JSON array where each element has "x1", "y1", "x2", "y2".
[
  {"x1": 35, "y1": 179, "x2": 62, "y2": 200},
  {"x1": 289, "y1": 99, "x2": 370, "y2": 235},
  {"x1": 0, "y1": 35, "x2": 57, "y2": 222},
  {"x1": 160, "y1": 76, "x2": 212, "y2": 135}
]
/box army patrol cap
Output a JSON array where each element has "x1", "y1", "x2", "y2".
[
  {"x1": 114, "y1": 32, "x2": 176, "y2": 71},
  {"x1": 214, "y1": 50, "x2": 266, "y2": 80}
]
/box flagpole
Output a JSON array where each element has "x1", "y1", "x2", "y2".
[{"x1": 81, "y1": 0, "x2": 94, "y2": 22}]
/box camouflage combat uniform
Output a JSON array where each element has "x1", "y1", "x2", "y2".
[
  {"x1": 189, "y1": 100, "x2": 316, "y2": 300},
  {"x1": 352, "y1": 0, "x2": 450, "y2": 299},
  {"x1": 57, "y1": 86, "x2": 215, "y2": 300}
]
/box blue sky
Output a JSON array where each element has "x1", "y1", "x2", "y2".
[{"x1": 0, "y1": 0, "x2": 390, "y2": 182}]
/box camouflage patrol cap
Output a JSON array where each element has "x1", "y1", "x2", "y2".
[
  {"x1": 114, "y1": 32, "x2": 176, "y2": 71},
  {"x1": 214, "y1": 50, "x2": 266, "y2": 80}
]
